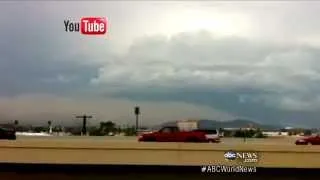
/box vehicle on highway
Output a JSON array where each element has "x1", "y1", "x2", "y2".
[
  {"x1": 295, "y1": 134, "x2": 320, "y2": 145},
  {"x1": 138, "y1": 126, "x2": 220, "y2": 143},
  {"x1": 0, "y1": 127, "x2": 16, "y2": 140}
]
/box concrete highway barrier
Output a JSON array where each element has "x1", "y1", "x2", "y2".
[{"x1": 0, "y1": 137, "x2": 319, "y2": 168}]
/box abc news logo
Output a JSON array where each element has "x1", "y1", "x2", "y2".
[
  {"x1": 64, "y1": 17, "x2": 107, "y2": 35},
  {"x1": 224, "y1": 151, "x2": 259, "y2": 163}
]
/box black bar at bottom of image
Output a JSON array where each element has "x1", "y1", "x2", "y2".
[{"x1": 0, "y1": 163, "x2": 319, "y2": 177}]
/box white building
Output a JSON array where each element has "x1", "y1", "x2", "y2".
[
  {"x1": 262, "y1": 131, "x2": 289, "y2": 137},
  {"x1": 177, "y1": 120, "x2": 198, "y2": 131}
]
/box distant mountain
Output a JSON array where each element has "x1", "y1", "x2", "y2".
[
  {"x1": 156, "y1": 119, "x2": 282, "y2": 130},
  {"x1": 152, "y1": 121, "x2": 177, "y2": 130},
  {"x1": 200, "y1": 119, "x2": 281, "y2": 130}
]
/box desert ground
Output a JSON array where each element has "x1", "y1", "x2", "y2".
[{"x1": 0, "y1": 136, "x2": 319, "y2": 168}]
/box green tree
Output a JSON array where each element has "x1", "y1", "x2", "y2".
[
  {"x1": 234, "y1": 129, "x2": 259, "y2": 138},
  {"x1": 124, "y1": 126, "x2": 136, "y2": 136},
  {"x1": 117, "y1": 126, "x2": 122, "y2": 134},
  {"x1": 53, "y1": 125, "x2": 63, "y2": 132},
  {"x1": 254, "y1": 131, "x2": 266, "y2": 138},
  {"x1": 247, "y1": 129, "x2": 255, "y2": 137},
  {"x1": 304, "y1": 129, "x2": 312, "y2": 136},
  {"x1": 223, "y1": 130, "x2": 232, "y2": 137},
  {"x1": 99, "y1": 121, "x2": 116, "y2": 135},
  {"x1": 88, "y1": 126, "x2": 102, "y2": 136},
  {"x1": 33, "y1": 126, "x2": 46, "y2": 133},
  {"x1": 234, "y1": 130, "x2": 245, "y2": 137}
]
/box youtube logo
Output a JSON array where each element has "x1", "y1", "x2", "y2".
[
  {"x1": 81, "y1": 17, "x2": 106, "y2": 35},
  {"x1": 64, "y1": 17, "x2": 107, "y2": 35}
]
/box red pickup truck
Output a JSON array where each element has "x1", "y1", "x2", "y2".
[
  {"x1": 295, "y1": 134, "x2": 320, "y2": 145},
  {"x1": 138, "y1": 126, "x2": 220, "y2": 143}
]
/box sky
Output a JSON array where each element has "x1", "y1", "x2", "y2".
[{"x1": 1, "y1": 1, "x2": 320, "y2": 127}]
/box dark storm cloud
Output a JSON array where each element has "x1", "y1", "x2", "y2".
[{"x1": 93, "y1": 32, "x2": 320, "y2": 127}]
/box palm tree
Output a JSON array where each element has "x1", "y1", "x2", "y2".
[
  {"x1": 13, "y1": 120, "x2": 19, "y2": 131},
  {"x1": 14, "y1": 120, "x2": 19, "y2": 126},
  {"x1": 48, "y1": 121, "x2": 52, "y2": 134}
]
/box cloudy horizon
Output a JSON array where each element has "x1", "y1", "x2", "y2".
[{"x1": 1, "y1": 1, "x2": 320, "y2": 128}]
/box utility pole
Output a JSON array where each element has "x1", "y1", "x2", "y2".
[
  {"x1": 134, "y1": 106, "x2": 140, "y2": 135},
  {"x1": 76, "y1": 114, "x2": 92, "y2": 136}
]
